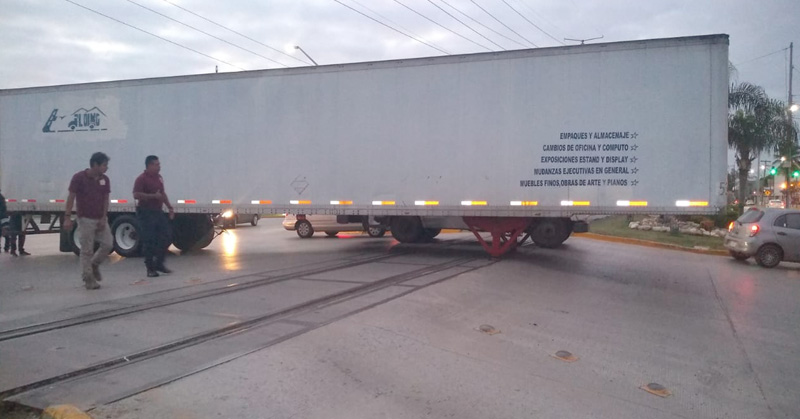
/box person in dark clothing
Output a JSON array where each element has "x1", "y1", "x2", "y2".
[
  {"x1": 5, "y1": 214, "x2": 29, "y2": 256},
  {"x1": 133, "y1": 155, "x2": 174, "y2": 277},
  {"x1": 0, "y1": 189, "x2": 9, "y2": 247}
]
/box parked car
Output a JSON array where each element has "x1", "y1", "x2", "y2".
[
  {"x1": 282, "y1": 214, "x2": 387, "y2": 238},
  {"x1": 217, "y1": 211, "x2": 259, "y2": 228},
  {"x1": 767, "y1": 199, "x2": 785, "y2": 209},
  {"x1": 724, "y1": 207, "x2": 800, "y2": 268}
]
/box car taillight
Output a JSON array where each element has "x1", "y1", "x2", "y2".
[
  {"x1": 749, "y1": 224, "x2": 760, "y2": 237},
  {"x1": 728, "y1": 221, "x2": 735, "y2": 232}
]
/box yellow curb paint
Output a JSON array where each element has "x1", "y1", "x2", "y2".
[
  {"x1": 42, "y1": 404, "x2": 92, "y2": 419},
  {"x1": 573, "y1": 232, "x2": 728, "y2": 256}
]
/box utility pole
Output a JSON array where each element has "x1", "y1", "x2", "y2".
[{"x1": 787, "y1": 42, "x2": 794, "y2": 207}]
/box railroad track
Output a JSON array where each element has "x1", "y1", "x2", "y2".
[{"x1": 1, "y1": 238, "x2": 497, "y2": 409}]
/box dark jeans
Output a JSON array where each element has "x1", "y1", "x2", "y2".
[{"x1": 137, "y1": 208, "x2": 171, "y2": 270}]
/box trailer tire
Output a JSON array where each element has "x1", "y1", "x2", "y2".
[
  {"x1": 296, "y1": 220, "x2": 314, "y2": 238},
  {"x1": 111, "y1": 215, "x2": 142, "y2": 257},
  {"x1": 530, "y1": 218, "x2": 570, "y2": 249},
  {"x1": 173, "y1": 215, "x2": 215, "y2": 251},
  {"x1": 325, "y1": 231, "x2": 339, "y2": 237},
  {"x1": 422, "y1": 228, "x2": 441, "y2": 240},
  {"x1": 390, "y1": 216, "x2": 424, "y2": 243}
]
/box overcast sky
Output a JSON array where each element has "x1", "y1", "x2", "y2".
[{"x1": 1, "y1": 0, "x2": 798, "y2": 104}]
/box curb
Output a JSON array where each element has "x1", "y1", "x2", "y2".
[
  {"x1": 573, "y1": 232, "x2": 729, "y2": 256},
  {"x1": 42, "y1": 405, "x2": 92, "y2": 419}
]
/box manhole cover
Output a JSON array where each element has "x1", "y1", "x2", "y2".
[
  {"x1": 478, "y1": 324, "x2": 500, "y2": 335},
  {"x1": 641, "y1": 382, "x2": 671, "y2": 397},
  {"x1": 551, "y1": 350, "x2": 578, "y2": 362}
]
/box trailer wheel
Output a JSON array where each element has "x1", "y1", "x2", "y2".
[
  {"x1": 296, "y1": 220, "x2": 314, "y2": 238},
  {"x1": 367, "y1": 226, "x2": 386, "y2": 238},
  {"x1": 173, "y1": 215, "x2": 215, "y2": 251},
  {"x1": 530, "y1": 218, "x2": 570, "y2": 249},
  {"x1": 390, "y1": 216, "x2": 424, "y2": 243},
  {"x1": 111, "y1": 215, "x2": 142, "y2": 257},
  {"x1": 325, "y1": 231, "x2": 339, "y2": 237}
]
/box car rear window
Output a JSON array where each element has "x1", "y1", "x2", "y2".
[{"x1": 737, "y1": 209, "x2": 764, "y2": 224}]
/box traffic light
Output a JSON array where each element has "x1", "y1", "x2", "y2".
[
  {"x1": 770, "y1": 167, "x2": 777, "y2": 175},
  {"x1": 793, "y1": 170, "x2": 800, "y2": 178}
]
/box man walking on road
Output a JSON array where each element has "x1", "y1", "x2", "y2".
[
  {"x1": 133, "y1": 155, "x2": 174, "y2": 278},
  {"x1": 64, "y1": 152, "x2": 113, "y2": 290}
]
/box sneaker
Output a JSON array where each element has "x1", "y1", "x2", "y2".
[
  {"x1": 10, "y1": 251, "x2": 17, "y2": 257},
  {"x1": 19, "y1": 250, "x2": 31, "y2": 256},
  {"x1": 84, "y1": 280, "x2": 101, "y2": 290},
  {"x1": 155, "y1": 265, "x2": 172, "y2": 274},
  {"x1": 147, "y1": 269, "x2": 160, "y2": 278},
  {"x1": 92, "y1": 264, "x2": 102, "y2": 282}
]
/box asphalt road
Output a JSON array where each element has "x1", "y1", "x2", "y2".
[{"x1": 1, "y1": 218, "x2": 798, "y2": 419}]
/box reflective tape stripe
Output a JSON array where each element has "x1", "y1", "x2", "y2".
[
  {"x1": 178, "y1": 200, "x2": 197, "y2": 204},
  {"x1": 330, "y1": 200, "x2": 353, "y2": 205},
  {"x1": 676, "y1": 200, "x2": 709, "y2": 207},
  {"x1": 251, "y1": 200, "x2": 272, "y2": 205},
  {"x1": 372, "y1": 201, "x2": 396, "y2": 206},
  {"x1": 110, "y1": 199, "x2": 128, "y2": 204},
  {"x1": 212, "y1": 200, "x2": 232, "y2": 204},
  {"x1": 290, "y1": 200, "x2": 311, "y2": 205},
  {"x1": 414, "y1": 201, "x2": 439, "y2": 206},
  {"x1": 561, "y1": 201, "x2": 590, "y2": 206},
  {"x1": 510, "y1": 201, "x2": 538, "y2": 206},
  {"x1": 50, "y1": 199, "x2": 66, "y2": 203},
  {"x1": 617, "y1": 200, "x2": 648, "y2": 207},
  {"x1": 460, "y1": 201, "x2": 487, "y2": 206}
]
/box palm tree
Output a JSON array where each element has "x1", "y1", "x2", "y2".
[{"x1": 728, "y1": 82, "x2": 790, "y2": 210}]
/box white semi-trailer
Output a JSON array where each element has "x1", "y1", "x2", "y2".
[{"x1": 0, "y1": 34, "x2": 728, "y2": 257}]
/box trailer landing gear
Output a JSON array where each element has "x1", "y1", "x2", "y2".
[{"x1": 463, "y1": 217, "x2": 532, "y2": 258}]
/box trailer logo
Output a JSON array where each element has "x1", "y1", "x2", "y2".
[{"x1": 42, "y1": 107, "x2": 108, "y2": 133}]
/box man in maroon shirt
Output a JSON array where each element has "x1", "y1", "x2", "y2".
[
  {"x1": 133, "y1": 155, "x2": 174, "y2": 277},
  {"x1": 64, "y1": 152, "x2": 112, "y2": 290}
]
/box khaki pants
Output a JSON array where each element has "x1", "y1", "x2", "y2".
[{"x1": 77, "y1": 217, "x2": 113, "y2": 281}]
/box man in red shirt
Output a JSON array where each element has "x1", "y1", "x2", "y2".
[
  {"x1": 64, "y1": 152, "x2": 112, "y2": 290},
  {"x1": 133, "y1": 155, "x2": 174, "y2": 277}
]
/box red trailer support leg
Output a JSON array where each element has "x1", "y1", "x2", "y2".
[{"x1": 463, "y1": 217, "x2": 532, "y2": 258}]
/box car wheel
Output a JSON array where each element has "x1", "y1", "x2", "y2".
[
  {"x1": 755, "y1": 244, "x2": 782, "y2": 268},
  {"x1": 251, "y1": 215, "x2": 259, "y2": 226},
  {"x1": 729, "y1": 251, "x2": 749, "y2": 261},
  {"x1": 325, "y1": 231, "x2": 339, "y2": 237},
  {"x1": 367, "y1": 226, "x2": 386, "y2": 238},
  {"x1": 296, "y1": 220, "x2": 314, "y2": 238}
]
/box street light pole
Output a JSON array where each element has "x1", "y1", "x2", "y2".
[
  {"x1": 787, "y1": 42, "x2": 794, "y2": 207},
  {"x1": 295, "y1": 46, "x2": 318, "y2": 66}
]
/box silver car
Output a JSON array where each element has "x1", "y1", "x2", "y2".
[
  {"x1": 724, "y1": 208, "x2": 800, "y2": 268},
  {"x1": 282, "y1": 214, "x2": 387, "y2": 238}
]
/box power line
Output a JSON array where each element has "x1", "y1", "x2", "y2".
[
  {"x1": 425, "y1": 0, "x2": 505, "y2": 50},
  {"x1": 439, "y1": 0, "x2": 528, "y2": 49},
  {"x1": 333, "y1": 0, "x2": 450, "y2": 55},
  {"x1": 350, "y1": 0, "x2": 450, "y2": 54},
  {"x1": 500, "y1": 0, "x2": 562, "y2": 45},
  {"x1": 160, "y1": 0, "x2": 310, "y2": 66},
  {"x1": 393, "y1": 0, "x2": 492, "y2": 52},
  {"x1": 511, "y1": 0, "x2": 567, "y2": 43},
  {"x1": 735, "y1": 47, "x2": 788, "y2": 66},
  {"x1": 469, "y1": 0, "x2": 537, "y2": 48},
  {"x1": 125, "y1": 0, "x2": 289, "y2": 68},
  {"x1": 63, "y1": 0, "x2": 246, "y2": 71}
]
